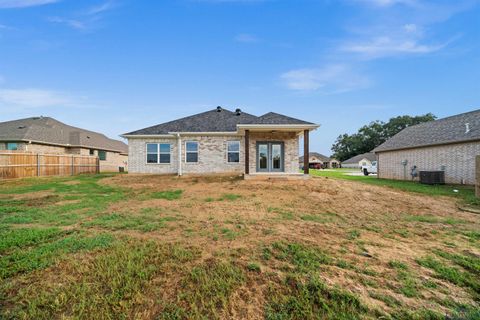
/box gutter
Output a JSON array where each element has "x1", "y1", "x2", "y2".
[{"x1": 176, "y1": 133, "x2": 182, "y2": 176}]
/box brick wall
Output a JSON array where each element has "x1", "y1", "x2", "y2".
[
  {"x1": 377, "y1": 141, "x2": 480, "y2": 185},
  {"x1": 128, "y1": 136, "x2": 244, "y2": 174},
  {"x1": 248, "y1": 132, "x2": 299, "y2": 174},
  {"x1": 20, "y1": 143, "x2": 68, "y2": 154},
  {"x1": 128, "y1": 132, "x2": 300, "y2": 175}
]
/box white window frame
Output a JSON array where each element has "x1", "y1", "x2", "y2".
[
  {"x1": 146, "y1": 143, "x2": 171, "y2": 164},
  {"x1": 226, "y1": 141, "x2": 240, "y2": 164},
  {"x1": 185, "y1": 141, "x2": 199, "y2": 163}
]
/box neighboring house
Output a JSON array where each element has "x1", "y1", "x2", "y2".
[
  {"x1": 122, "y1": 107, "x2": 319, "y2": 179},
  {"x1": 299, "y1": 152, "x2": 340, "y2": 169},
  {"x1": 374, "y1": 109, "x2": 480, "y2": 185},
  {"x1": 341, "y1": 152, "x2": 376, "y2": 169},
  {"x1": 0, "y1": 116, "x2": 128, "y2": 172}
]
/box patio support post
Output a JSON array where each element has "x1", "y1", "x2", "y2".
[
  {"x1": 304, "y1": 130, "x2": 309, "y2": 175},
  {"x1": 245, "y1": 130, "x2": 250, "y2": 175}
]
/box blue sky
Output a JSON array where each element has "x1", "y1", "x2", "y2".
[{"x1": 0, "y1": 0, "x2": 479, "y2": 155}]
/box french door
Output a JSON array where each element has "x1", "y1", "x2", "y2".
[{"x1": 257, "y1": 142, "x2": 284, "y2": 172}]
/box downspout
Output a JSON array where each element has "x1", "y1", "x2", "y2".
[{"x1": 177, "y1": 133, "x2": 182, "y2": 176}]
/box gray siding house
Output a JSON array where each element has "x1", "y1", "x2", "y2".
[
  {"x1": 341, "y1": 152, "x2": 376, "y2": 169},
  {"x1": 374, "y1": 109, "x2": 480, "y2": 185},
  {"x1": 122, "y1": 107, "x2": 319, "y2": 179}
]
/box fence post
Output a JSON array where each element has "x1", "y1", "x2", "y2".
[
  {"x1": 37, "y1": 154, "x2": 40, "y2": 176},
  {"x1": 96, "y1": 156, "x2": 100, "y2": 174},
  {"x1": 71, "y1": 155, "x2": 74, "y2": 176}
]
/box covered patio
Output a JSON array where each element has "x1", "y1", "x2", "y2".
[{"x1": 238, "y1": 124, "x2": 318, "y2": 180}]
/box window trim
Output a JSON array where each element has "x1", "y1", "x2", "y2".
[
  {"x1": 226, "y1": 140, "x2": 240, "y2": 164},
  {"x1": 146, "y1": 143, "x2": 171, "y2": 165},
  {"x1": 185, "y1": 141, "x2": 199, "y2": 163}
]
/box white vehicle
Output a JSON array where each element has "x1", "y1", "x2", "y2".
[{"x1": 362, "y1": 161, "x2": 377, "y2": 176}]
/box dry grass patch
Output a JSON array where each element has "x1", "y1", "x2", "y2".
[{"x1": 0, "y1": 174, "x2": 479, "y2": 319}]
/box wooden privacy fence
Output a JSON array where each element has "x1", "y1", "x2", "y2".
[{"x1": 0, "y1": 152, "x2": 99, "y2": 179}]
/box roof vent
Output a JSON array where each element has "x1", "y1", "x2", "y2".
[
  {"x1": 216, "y1": 106, "x2": 222, "y2": 112},
  {"x1": 235, "y1": 108, "x2": 242, "y2": 116},
  {"x1": 32, "y1": 117, "x2": 41, "y2": 120},
  {"x1": 465, "y1": 123, "x2": 470, "y2": 134},
  {"x1": 18, "y1": 125, "x2": 26, "y2": 129}
]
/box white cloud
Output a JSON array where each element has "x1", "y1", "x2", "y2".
[
  {"x1": 403, "y1": 23, "x2": 417, "y2": 33},
  {"x1": 234, "y1": 33, "x2": 259, "y2": 43},
  {"x1": 0, "y1": 88, "x2": 70, "y2": 108},
  {"x1": 341, "y1": 36, "x2": 449, "y2": 58},
  {"x1": 280, "y1": 64, "x2": 370, "y2": 93},
  {"x1": 352, "y1": 0, "x2": 417, "y2": 7},
  {"x1": 86, "y1": 1, "x2": 116, "y2": 15},
  {"x1": 48, "y1": 1, "x2": 117, "y2": 31},
  {"x1": 48, "y1": 16, "x2": 86, "y2": 30},
  {"x1": 0, "y1": 0, "x2": 59, "y2": 9}
]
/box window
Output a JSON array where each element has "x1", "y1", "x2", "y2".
[
  {"x1": 6, "y1": 142, "x2": 18, "y2": 150},
  {"x1": 89, "y1": 149, "x2": 95, "y2": 156},
  {"x1": 185, "y1": 141, "x2": 198, "y2": 163},
  {"x1": 146, "y1": 143, "x2": 171, "y2": 164},
  {"x1": 227, "y1": 141, "x2": 240, "y2": 163},
  {"x1": 98, "y1": 150, "x2": 107, "y2": 161}
]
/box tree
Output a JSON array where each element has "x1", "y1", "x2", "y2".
[{"x1": 331, "y1": 113, "x2": 436, "y2": 162}]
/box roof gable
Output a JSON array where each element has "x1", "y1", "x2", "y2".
[
  {"x1": 374, "y1": 109, "x2": 480, "y2": 153},
  {"x1": 124, "y1": 108, "x2": 316, "y2": 135},
  {"x1": 299, "y1": 152, "x2": 332, "y2": 163}
]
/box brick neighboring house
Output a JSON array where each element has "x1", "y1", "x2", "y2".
[
  {"x1": 0, "y1": 116, "x2": 128, "y2": 172},
  {"x1": 122, "y1": 107, "x2": 319, "y2": 179},
  {"x1": 341, "y1": 152, "x2": 376, "y2": 169},
  {"x1": 299, "y1": 152, "x2": 340, "y2": 169},
  {"x1": 373, "y1": 109, "x2": 480, "y2": 185}
]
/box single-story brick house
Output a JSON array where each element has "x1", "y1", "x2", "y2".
[
  {"x1": 299, "y1": 152, "x2": 340, "y2": 169},
  {"x1": 122, "y1": 107, "x2": 319, "y2": 179},
  {"x1": 0, "y1": 116, "x2": 128, "y2": 172},
  {"x1": 373, "y1": 109, "x2": 480, "y2": 185},
  {"x1": 341, "y1": 152, "x2": 376, "y2": 169}
]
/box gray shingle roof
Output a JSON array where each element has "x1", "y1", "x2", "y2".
[
  {"x1": 374, "y1": 109, "x2": 480, "y2": 153},
  {"x1": 124, "y1": 108, "x2": 315, "y2": 135},
  {"x1": 342, "y1": 152, "x2": 376, "y2": 164},
  {"x1": 0, "y1": 116, "x2": 128, "y2": 154}
]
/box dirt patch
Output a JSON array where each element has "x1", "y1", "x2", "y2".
[
  {"x1": 98, "y1": 174, "x2": 480, "y2": 316},
  {"x1": 3, "y1": 174, "x2": 479, "y2": 319}
]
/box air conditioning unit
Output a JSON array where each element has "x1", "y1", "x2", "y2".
[{"x1": 419, "y1": 171, "x2": 445, "y2": 185}]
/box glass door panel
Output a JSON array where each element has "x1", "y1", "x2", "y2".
[
  {"x1": 271, "y1": 143, "x2": 282, "y2": 171},
  {"x1": 258, "y1": 144, "x2": 268, "y2": 171}
]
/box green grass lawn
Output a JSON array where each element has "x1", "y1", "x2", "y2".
[
  {"x1": 310, "y1": 169, "x2": 480, "y2": 207},
  {"x1": 0, "y1": 173, "x2": 479, "y2": 319}
]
